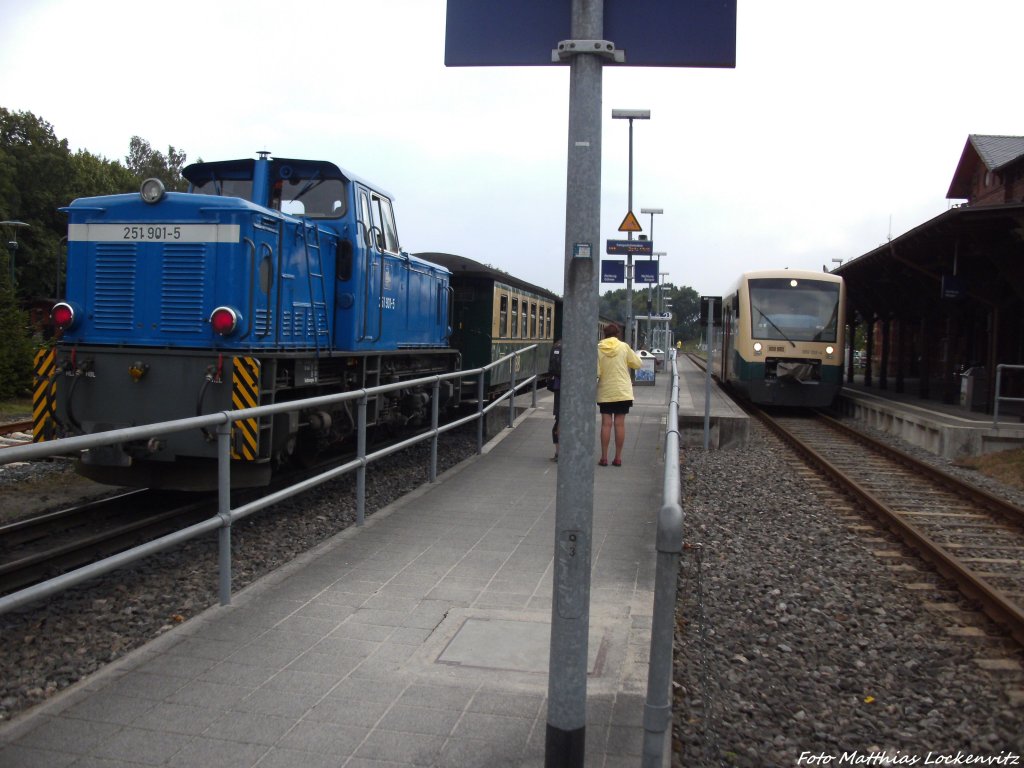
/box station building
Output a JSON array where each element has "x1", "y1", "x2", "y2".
[{"x1": 835, "y1": 134, "x2": 1024, "y2": 416}]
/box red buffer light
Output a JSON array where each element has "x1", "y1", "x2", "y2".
[
  {"x1": 51, "y1": 302, "x2": 76, "y2": 330},
  {"x1": 209, "y1": 306, "x2": 240, "y2": 336}
]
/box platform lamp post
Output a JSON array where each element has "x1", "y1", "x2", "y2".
[
  {"x1": 1, "y1": 221, "x2": 30, "y2": 294},
  {"x1": 642, "y1": 206, "x2": 663, "y2": 326},
  {"x1": 612, "y1": 109, "x2": 649, "y2": 348},
  {"x1": 646, "y1": 251, "x2": 665, "y2": 348}
]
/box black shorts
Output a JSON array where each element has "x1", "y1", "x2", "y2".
[{"x1": 598, "y1": 400, "x2": 632, "y2": 415}]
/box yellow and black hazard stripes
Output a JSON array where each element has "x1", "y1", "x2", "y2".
[
  {"x1": 230, "y1": 356, "x2": 261, "y2": 460},
  {"x1": 32, "y1": 347, "x2": 57, "y2": 442}
]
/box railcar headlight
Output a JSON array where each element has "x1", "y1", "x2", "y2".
[
  {"x1": 140, "y1": 178, "x2": 166, "y2": 204},
  {"x1": 825, "y1": 345, "x2": 834, "y2": 356},
  {"x1": 51, "y1": 301, "x2": 78, "y2": 330},
  {"x1": 753, "y1": 342, "x2": 763, "y2": 355},
  {"x1": 209, "y1": 306, "x2": 241, "y2": 336}
]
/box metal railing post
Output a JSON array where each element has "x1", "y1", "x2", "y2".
[
  {"x1": 531, "y1": 345, "x2": 539, "y2": 408},
  {"x1": 216, "y1": 420, "x2": 233, "y2": 606},
  {"x1": 643, "y1": 353, "x2": 683, "y2": 766},
  {"x1": 994, "y1": 364, "x2": 1004, "y2": 428},
  {"x1": 508, "y1": 357, "x2": 516, "y2": 428},
  {"x1": 430, "y1": 379, "x2": 440, "y2": 482},
  {"x1": 477, "y1": 376, "x2": 486, "y2": 453},
  {"x1": 356, "y1": 394, "x2": 367, "y2": 525}
]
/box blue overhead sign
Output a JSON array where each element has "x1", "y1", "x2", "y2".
[
  {"x1": 606, "y1": 239, "x2": 653, "y2": 256},
  {"x1": 445, "y1": 0, "x2": 736, "y2": 68},
  {"x1": 602, "y1": 260, "x2": 625, "y2": 283},
  {"x1": 635, "y1": 260, "x2": 659, "y2": 283}
]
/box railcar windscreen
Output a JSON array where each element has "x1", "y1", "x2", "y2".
[{"x1": 748, "y1": 278, "x2": 840, "y2": 343}]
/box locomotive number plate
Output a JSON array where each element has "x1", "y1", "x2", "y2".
[{"x1": 69, "y1": 223, "x2": 241, "y2": 243}]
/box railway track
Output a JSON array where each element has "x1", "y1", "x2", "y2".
[
  {"x1": 0, "y1": 489, "x2": 213, "y2": 595},
  {"x1": 754, "y1": 407, "x2": 1024, "y2": 647},
  {"x1": 0, "y1": 425, "x2": 453, "y2": 598},
  {"x1": 0, "y1": 419, "x2": 33, "y2": 448}
]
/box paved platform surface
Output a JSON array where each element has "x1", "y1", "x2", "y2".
[{"x1": 0, "y1": 360, "x2": 741, "y2": 767}]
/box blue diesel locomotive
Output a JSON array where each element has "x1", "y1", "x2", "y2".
[{"x1": 36, "y1": 153, "x2": 461, "y2": 488}]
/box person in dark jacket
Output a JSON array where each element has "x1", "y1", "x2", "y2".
[{"x1": 547, "y1": 339, "x2": 562, "y2": 460}]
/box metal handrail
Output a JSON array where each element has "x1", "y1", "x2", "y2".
[
  {"x1": 992, "y1": 363, "x2": 1024, "y2": 428},
  {"x1": 643, "y1": 349, "x2": 684, "y2": 766},
  {"x1": 0, "y1": 345, "x2": 542, "y2": 615}
]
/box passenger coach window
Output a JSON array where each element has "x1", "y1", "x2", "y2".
[
  {"x1": 511, "y1": 299, "x2": 519, "y2": 338},
  {"x1": 546, "y1": 306, "x2": 552, "y2": 338},
  {"x1": 521, "y1": 302, "x2": 528, "y2": 338},
  {"x1": 530, "y1": 304, "x2": 537, "y2": 338},
  {"x1": 499, "y1": 295, "x2": 509, "y2": 337}
]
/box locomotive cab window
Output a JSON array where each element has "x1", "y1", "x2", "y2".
[
  {"x1": 370, "y1": 194, "x2": 400, "y2": 254},
  {"x1": 192, "y1": 178, "x2": 254, "y2": 200},
  {"x1": 278, "y1": 177, "x2": 348, "y2": 218}
]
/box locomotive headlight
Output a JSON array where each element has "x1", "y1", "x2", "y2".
[
  {"x1": 209, "y1": 306, "x2": 241, "y2": 336},
  {"x1": 825, "y1": 345, "x2": 835, "y2": 356},
  {"x1": 51, "y1": 301, "x2": 78, "y2": 330},
  {"x1": 140, "y1": 178, "x2": 166, "y2": 204},
  {"x1": 753, "y1": 342, "x2": 763, "y2": 355}
]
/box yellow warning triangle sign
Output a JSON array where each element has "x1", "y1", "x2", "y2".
[{"x1": 618, "y1": 210, "x2": 642, "y2": 233}]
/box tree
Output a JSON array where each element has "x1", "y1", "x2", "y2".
[
  {"x1": 125, "y1": 137, "x2": 187, "y2": 190},
  {"x1": 599, "y1": 282, "x2": 702, "y2": 346},
  {"x1": 0, "y1": 108, "x2": 74, "y2": 301},
  {"x1": 0, "y1": 269, "x2": 34, "y2": 400}
]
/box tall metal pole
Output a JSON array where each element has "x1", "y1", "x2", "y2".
[
  {"x1": 547, "y1": 0, "x2": 602, "y2": 764},
  {"x1": 625, "y1": 119, "x2": 634, "y2": 347}
]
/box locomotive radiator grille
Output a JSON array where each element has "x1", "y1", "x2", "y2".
[
  {"x1": 32, "y1": 347, "x2": 56, "y2": 442},
  {"x1": 160, "y1": 245, "x2": 207, "y2": 333},
  {"x1": 94, "y1": 245, "x2": 136, "y2": 331},
  {"x1": 231, "y1": 356, "x2": 261, "y2": 461}
]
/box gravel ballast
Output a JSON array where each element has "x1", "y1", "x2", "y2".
[{"x1": 672, "y1": 421, "x2": 1024, "y2": 766}]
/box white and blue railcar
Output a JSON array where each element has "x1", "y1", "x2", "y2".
[{"x1": 720, "y1": 269, "x2": 845, "y2": 407}]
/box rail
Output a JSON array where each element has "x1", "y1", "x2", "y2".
[
  {"x1": 0, "y1": 345, "x2": 542, "y2": 615},
  {"x1": 992, "y1": 363, "x2": 1024, "y2": 428},
  {"x1": 642, "y1": 350, "x2": 684, "y2": 767}
]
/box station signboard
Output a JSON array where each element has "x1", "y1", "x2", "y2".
[
  {"x1": 606, "y1": 239, "x2": 653, "y2": 256},
  {"x1": 634, "y1": 260, "x2": 658, "y2": 283},
  {"x1": 445, "y1": 0, "x2": 737, "y2": 68},
  {"x1": 601, "y1": 260, "x2": 625, "y2": 283}
]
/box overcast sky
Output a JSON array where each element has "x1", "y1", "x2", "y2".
[{"x1": 1, "y1": 0, "x2": 1020, "y2": 298}]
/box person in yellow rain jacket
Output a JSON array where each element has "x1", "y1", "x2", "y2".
[{"x1": 596, "y1": 323, "x2": 642, "y2": 467}]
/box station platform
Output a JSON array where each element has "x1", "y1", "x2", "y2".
[
  {"x1": 839, "y1": 376, "x2": 1024, "y2": 459},
  {"x1": 0, "y1": 359, "x2": 743, "y2": 768},
  {"x1": 0, "y1": 359, "x2": 746, "y2": 767},
  {"x1": 671, "y1": 353, "x2": 749, "y2": 449}
]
